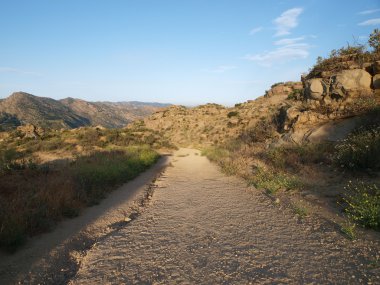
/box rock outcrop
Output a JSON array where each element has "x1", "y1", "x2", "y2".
[
  {"x1": 17, "y1": 124, "x2": 45, "y2": 139},
  {"x1": 283, "y1": 63, "x2": 380, "y2": 143},
  {"x1": 265, "y1": 82, "x2": 303, "y2": 98}
]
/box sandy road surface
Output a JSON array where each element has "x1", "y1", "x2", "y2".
[{"x1": 71, "y1": 149, "x2": 380, "y2": 284}]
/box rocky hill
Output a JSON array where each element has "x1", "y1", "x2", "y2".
[
  {"x1": 0, "y1": 92, "x2": 170, "y2": 130},
  {"x1": 60, "y1": 98, "x2": 169, "y2": 129},
  {"x1": 0, "y1": 92, "x2": 90, "y2": 130},
  {"x1": 129, "y1": 90, "x2": 294, "y2": 147},
  {"x1": 130, "y1": 56, "x2": 380, "y2": 147}
]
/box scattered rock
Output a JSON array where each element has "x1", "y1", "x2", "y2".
[{"x1": 304, "y1": 78, "x2": 325, "y2": 100}]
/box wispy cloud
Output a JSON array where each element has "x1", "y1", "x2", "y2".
[
  {"x1": 245, "y1": 46, "x2": 309, "y2": 67},
  {"x1": 274, "y1": 37, "x2": 305, "y2": 46},
  {"x1": 273, "y1": 8, "x2": 303, "y2": 37},
  {"x1": 0, "y1": 67, "x2": 42, "y2": 76},
  {"x1": 358, "y1": 9, "x2": 380, "y2": 15},
  {"x1": 204, "y1": 65, "x2": 237, "y2": 73},
  {"x1": 249, "y1": 26, "x2": 263, "y2": 35},
  {"x1": 358, "y1": 18, "x2": 380, "y2": 26}
]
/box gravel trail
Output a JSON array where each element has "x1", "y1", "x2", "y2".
[{"x1": 71, "y1": 148, "x2": 380, "y2": 284}]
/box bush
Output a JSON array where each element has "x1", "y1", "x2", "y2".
[
  {"x1": 369, "y1": 28, "x2": 380, "y2": 53},
  {"x1": 264, "y1": 143, "x2": 334, "y2": 170},
  {"x1": 308, "y1": 30, "x2": 380, "y2": 78},
  {"x1": 239, "y1": 119, "x2": 276, "y2": 143},
  {"x1": 227, "y1": 111, "x2": 239, "y2": 118},
  {"x1": 0, "y1": 147, "x2": 159, "y2": 251},
  {"x1": 287, "y1": 89, "x2": 302, "y2": 100},
  {"x1": 73, "y1": 148, "x2": 159, "y2": 204},
  {"x1": 343, "y1": 181, "x2": 380, "y2": 230},
  {"x1": 202, "y1": 147, "x2": 230, "y2": 163},
  {"x1": 248, "y1": 167, "x2": 301, "y2": 194},
  {"x1": 334, "y1": 126, "x2": 380, "y2": 170},
  {"x1": 271, "y1": 82, "x2": 284, "y2": 88}
]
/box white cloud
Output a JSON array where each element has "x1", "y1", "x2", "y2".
[
  {"x1": 358, "y1": 9, "x2": 380, "y2": 15},
  {"x1": 249, "y1": 26, "x2": 263, "y2": 35},
  {"x1": 274, "y1": 37, "x2": 305, "y2": 46},
  {"x1": 0, "y1": 67, "x2": 42, "y2": 76},
  {"x1": 204, "y1": 65, "x2": 237, "y2": 73},
  {"x1": 273, "y1": 8, "x2": 303, "y2": 37},
  {"x1": 245, "y1": 45, "x2": 309, "y2": 67},
  {"x1": 358, "y1": 18, "x2": 380, "y2": 26}
]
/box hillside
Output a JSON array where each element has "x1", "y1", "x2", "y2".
[
  {"x1": 128, "y1": 41, "x2": 380, "y2": 236},
  {"x1": 0, "y1": 92, "x2": 90, "y2": 130},
  {"x1": 0, "y1": 92, "x2": 170, "y2": 130},
  {"x1": 129, "y1": 84, "x2": 299, "y2": 147}
]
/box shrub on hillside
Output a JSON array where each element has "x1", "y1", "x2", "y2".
[
  {"x1": 248, "y1": 166, "x2": 301, "y2": 194},
  {"x1": 239, "y1": 119, "x2": 277, "y2": 143},
  {"x1": 227, "y1": 111, "x2": 239, "y2": 118},
  {"x1": 264, "y1": 143, "x2": 334, "y2": 170},
  {"x1": 368, "y1": 28, "x2": 380, "y2": 53},
  {"x1": 334, "y1": 126, "x2": 380, "y2": 170},
  {"x1": 308, "y1": 29, "x2": 380, "y2": 78},
  {"x1": 343, "y1": 181, "x2": 380, "y2": 230}
]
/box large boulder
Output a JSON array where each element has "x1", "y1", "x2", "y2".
[
  {"x1": 332, "y1": 69, "x2": 372, "y2": 91},
  {"x1": 304, "y1": 78, "x2": 325, "y2": 100}
]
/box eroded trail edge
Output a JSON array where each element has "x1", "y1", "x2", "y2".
[
  {"x1": 0, "y1": 156, "x2": 170, "y2": 285},
  {"x1": 70, "y1": 148, "x2": 380, "y2": 284}
]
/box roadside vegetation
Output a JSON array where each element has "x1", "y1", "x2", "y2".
[
  {"x1": 203, "y1": 30, "x2": 380, "y2": 233},
  {"x1": 0, "y1": 126, "x2": 169, "y2": 251}
]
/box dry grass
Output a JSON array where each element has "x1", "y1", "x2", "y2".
[{"x1": 0, "y1": 127, "x2": 164, "y2": 252}]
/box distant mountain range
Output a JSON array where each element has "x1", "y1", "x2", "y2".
[{"x1": 0, "y1": 92, "x2": 171, "y2": 130}]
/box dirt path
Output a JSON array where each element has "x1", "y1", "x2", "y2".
[
  {"x1": 0, "y1": 156, "x2": 170, "y2": 285},
  {"x1": 71, "y1": 148, "x2": 380, "y2": 284}
]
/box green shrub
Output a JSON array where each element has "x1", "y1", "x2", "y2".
[
  {"x1": 368, "y1": 28, "x2": 380, "y2": 53},
  {"x1": 340, "y1": 221, "x2": 356, "y2": 240},
  {"x1": 287, "y1": 89, "x2": 302, "y2": 100},
  {"x1": 227, "y1": 111, "x2": 239, "y2": 118},
  {"x1": 73, "y1": 148, "x2": 159, "y2": 204},
  {"x1": 202, "y1": 147, "x2": 229, "y2": 162},
  {"x1": 0, "y1": 148, "x2": 28, "y2": 172},
  {"x1": 248, "y1": 167, "x2": 301, "y2": 194},
  {"x1": 265, "y1": 143, "x2": 334, "y2": 170},
  {"x1": 343, "y1": 181, "x2": 380, "y2": 230},
  {"x1": 271, "y1": 82, "x2": 284, "y2": 88},
  {"x1": 334, "y1": 126, "x2": 380, "y2": 170},
  {"x1": 239, "y1": 119, "x2": 276, "y2": 143}
]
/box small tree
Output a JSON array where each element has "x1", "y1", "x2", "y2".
[{"x1": 368, "y1": 28, "x2": 380, "y2": 53}]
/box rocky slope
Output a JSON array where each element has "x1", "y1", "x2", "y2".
[
  {"x1": 0, "y1": 92, "x2": 170, "y2": 130},
  {"x1": 127, "y1": 81, "x2": 303, "y2": 147},
  {"x1": 0, "y1": 92, "x2": 90, "y2": 130},
  {"x1": 130, "y1": 57, "x2": 380, "y2": 147}
]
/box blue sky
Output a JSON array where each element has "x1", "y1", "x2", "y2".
[{"x1": 0, "y1": 0, "x2": 379, "y2": 105}]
